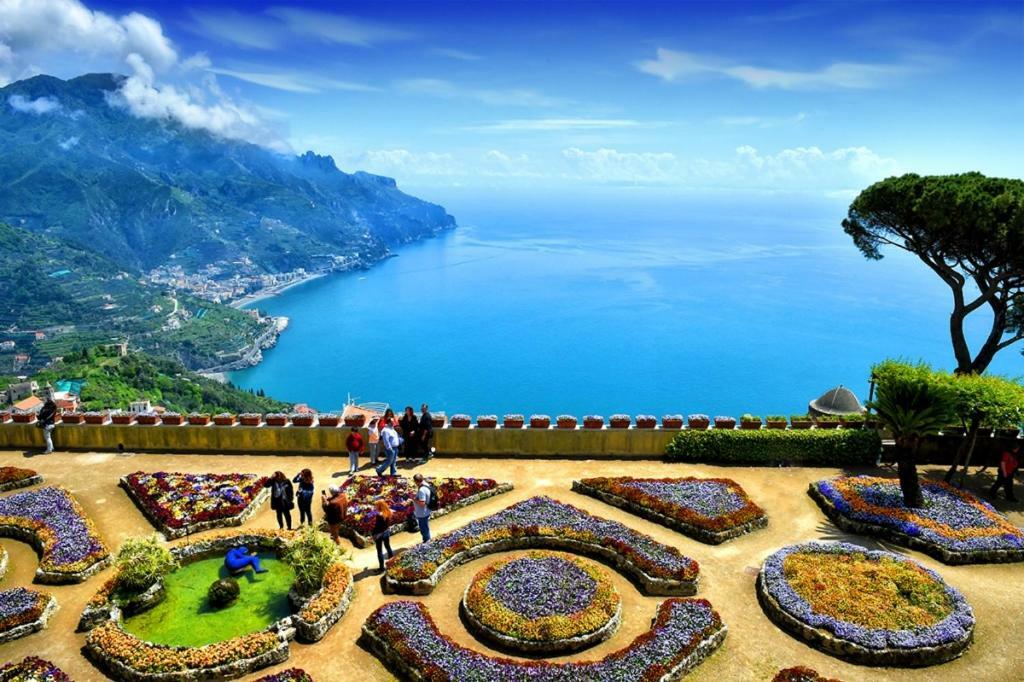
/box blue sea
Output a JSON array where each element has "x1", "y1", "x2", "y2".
[{"x1": 230, "y1": 188, "x2": 1023, "y2": 418}]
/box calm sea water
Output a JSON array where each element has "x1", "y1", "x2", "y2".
[{"x1": 230, "y1": 189, "x2": 1023, "y2": 417}]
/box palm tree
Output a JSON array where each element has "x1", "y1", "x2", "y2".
[{"x1": 870, "y1": 375, "x2": 955, "y2": 508}]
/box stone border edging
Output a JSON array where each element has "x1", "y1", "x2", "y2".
[
  {"x1": 291, "y1": 577, "x2": 355, "y2": 642},
  {"x1": 383, "y1": 535, "x2": 698, "y2": 596},
  {"x1": 0, "y1": 523, "x2": 111, "y2": 584},
  {"x1": 755, "y1": 570, "x2": 972, "y2": 667},
  {"x1": 571, "y1": 480, "x2": 767, "y2": 544},
  {"x1": 0, "y1": 545, "x2": 7, "y2": 581},
  {"x1": 340, "y1": 482, "x2": 514, "y2": 548},
  {"x1": 0, "y1": 474, "x2": 43, "y2": 493},
  {"x1": 119, "y1": 476, "x2": 270, "y2": 539},
  {"x1": 808, "y1": 483, "x2": 1024, "y2": 565},
  {"x1": 0, "y1": 593, "x2": 57, "y2": 645}
]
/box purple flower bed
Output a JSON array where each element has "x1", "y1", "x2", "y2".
[
  {"x1": 362, "y1": 598, "x2": 724, "y2": 681},
  {"x1": 0, "y1": 587, "x2": 48, "y2": 631},
  {"x1": 486, "y1": 555, "x2": 596, "y2": 618},
  {"x1": 812, "y1": 476, "x2": 1024, "y2": 555},
  {"x1": 0, "y1": 486, "x2": 109, "y2": 578},
  {"x1": 761, "y1": 542, "x2": 974, "y2": 651},
  {"x1": 621, "y1": 479, "x2": 748, "y2": 518},
  {"x1": 0, "y1": 657, "x2": 71, "y2": 681},
  {"x1": 386, "y1": 496, "x2": 698, "y2": 587}
]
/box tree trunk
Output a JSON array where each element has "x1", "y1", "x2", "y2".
[
  {"x1": 956, "y1": 422, "x2": 983, "y2": 488},
  {"x1": 944, "y1": 416, "x2": 979, "y2": 484},
  {"x1": 896, "y1": 444, "x2": 924, "y2": 508},
  {"x1": 949, "y1": 292, "x2": 974, "y2": 375}
]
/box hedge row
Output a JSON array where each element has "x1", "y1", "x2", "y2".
[{"x1": 665, "y1": 428, "x2": 882, "y2": 466}]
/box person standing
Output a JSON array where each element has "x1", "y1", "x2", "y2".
[
  {"x1": 268, "y1": 471, "x2": 295, "y2": 530},
  {"x1": 419, "y1": 403, "x2": 434, "y2": 461},
  {"x1": 990, "y1": 444, "x2": 1020, "y2": 502},
  {"x1": 37, "y1": 393, "x2": 58, "y2": 454},
  {"x1": 371, "y1": 499, "x2": 394, "y2": 572},
  {"x1": 375, "y1": 421, "x2": 401, "y2": 477},
  {"x1": 292, "y1": 469, "x2": 315, "y2": 526},
  {"x1": 399, "y1": 406, "x2": 419, "y2": 464},
  {"x1": 367, "y1": 418, "x2": 380, "y2": 465},
  {"x1": 322, "y1": 485, "x2": 348, "y2": 545},
  {"x1": 412, "y1": 473, "x2": 432, "y2": 542},
  {"x1": 345, "y1": 427, "x2": 364, "y2": 474}
]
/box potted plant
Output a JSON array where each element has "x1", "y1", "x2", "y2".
[
  {"x1": 318, "y1": 413, "x2": 341, "y2": 427},
  {"x1": 291, "y1": 413, "x2": 316, "y2": 427},
  {"x1": 431, "y1": 413, "x2": 447, "y2": 428},
  {"x1": 662, "y1": 414, "x2": 684, "y2": 429},
  {"x1": 687, "y1": 414, "x2": 710, "y2": 430},
  {"x1": 0, "y1": 411, "x2": 10, "y2": 423},
  {"x1": 636, "y1": 414, "x2": 656, "y2": 429},
  {"x1": 530, "y1": 414, "x2": 551, "y2": 429},
  {"x1": 791, "y1": 414, "x2": 813, "y2": 430},
  {"x1": 583, "y1": 415, "x2": 604, "y2": 429},
  {"x1": 136, "y1": 412, "x2": 160, "y2": 426},
  {"x1": 84, "y1": 411, "x2": 108, "y2": 425},
  {"x1": 343, "y1": 413, "x2": 366, "y2": 427},
  {"x1": 556, "y1": 415, "x2": 578, "y2": 429},
  {"x1": 503, "y1": 414, "x2": 525, "y2": 429},
  {"x1": 187, "y1": 413, "x2": 211, "y2": 426},
  {"x1": 266, "y1": 413, "x2": 289, "y2": 427},
  {"x1": 766, "y1": 415, "x2": 787, "y2": 430},
  {"x1": 61, "y1": 411, "x2": 85, "y2": 425},
  {"x1": 996, "y1": 424, "x2": 1021, "y2": 439},
  {"x1": 610, "y1": 414, "x2": 631, "y2": 429},
  {"x1": 12, "y1": 411, "x2": 36, "y2": 424},
  {"x1": 814, "y1": 415, "x2": 840, "y2": 429},
  {"x1": 213, "y1": 413, "x2": 236, "y2": 426},
  {"x1": 449, "y1": 414, "x2": 471, "y2": 428},
  {"x1": 840, "y1": 413, "x2": 865, "y2": 429},
  {"x1": 739, "y1": 414, "x2": 762, "y2": 430},
  {"x1": 476, "y1": 415, "x2": 498, "y2": 429},
  {"x1": 239, "y1": 413, "x2": 262, "y2": 427},
  {"x1": 161, "y1": 412, "x2": 183, "y2": 426},
  {"x1": 111, "y1": 411, "x2": 135, "y2": 425},
  {"x1": 714, "y1": 415, "x2": 736, "y2": 430}
]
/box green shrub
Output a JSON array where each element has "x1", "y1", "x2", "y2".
[
  {"x1": 665, "y1": 428, "x2": 882, "y2": 465},
  {"x1": 284, "y1": 526, "x2": 346, "y2": 596},
  {"x1": 115, "y1": 535, "x2": 178, "y2": 593},
  {"x1": 208, "y1": 578, "x2": 240, "y2": 608}
]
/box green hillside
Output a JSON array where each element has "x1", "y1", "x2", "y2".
[{"x1": 12, "y1": 346, "x2": 289, "y2": 414}]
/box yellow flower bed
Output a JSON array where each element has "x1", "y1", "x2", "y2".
[{"x1": 298, "y1": 563, "x2": 351, "y2": 623}]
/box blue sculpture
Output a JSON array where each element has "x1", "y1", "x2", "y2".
[{"x1": 224, "y1": 546, "x2": 267, "y2": 574}]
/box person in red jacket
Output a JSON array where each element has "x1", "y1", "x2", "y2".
[
  {"x1": 989, "y1": 444, "x2": 1020, "y2": 502},
  {"x1": 345, "y1": 426, "x2": 364, "y2": 475}
]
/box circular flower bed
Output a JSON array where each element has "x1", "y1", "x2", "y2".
[
  {"x1": 462, "y1": 551, "x2": 621, "y2": 653},
  {"x1": 757, "y1": 541, "x2": 974, "y2": 666}
]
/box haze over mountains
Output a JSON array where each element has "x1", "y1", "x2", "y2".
[{"x1": 0, "y1": 73, "x2": 456, "y2": 274}]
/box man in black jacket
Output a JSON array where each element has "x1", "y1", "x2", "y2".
[
  {"x1": 37, "y1": 393, "x2": 58, "y2": 454},
  {"x1": 419, "y1": 403, "x2": 434, "y2": 462}
]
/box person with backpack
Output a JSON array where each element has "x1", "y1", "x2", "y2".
[
  {"x1": 412, "y1": 473, "x2": 437, "y2": 542},
  {"x1": 37, "y1": 392, "x2": 58, "y2": 454}
]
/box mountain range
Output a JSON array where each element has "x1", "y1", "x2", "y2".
[{"x1": 0, "y1": 73, "x2": 455, "y2": 274}]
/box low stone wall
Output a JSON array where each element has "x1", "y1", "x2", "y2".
[
  {"x1": 0, "y1": 473, "x2": 43, "y2": 493},
  {"x1": 0, "y1": 594, "x2": 57, "y2": 645},
  {"x1": 383, "y1": 535, "x2": 698, "y2": 597}
]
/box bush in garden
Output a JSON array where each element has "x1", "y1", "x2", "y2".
[
  {"x1": 208, "y1": 578, "x2": 240, "y2": 608},
  {"x1": 284, "y1": 525, "x2": 346, "y2": 596},
  {"x1": 665, "y1": 428, "x2": 881, "y2": 465},
  {"x1": 114, "y1": 535, "x2": 177, "y2": 593}
]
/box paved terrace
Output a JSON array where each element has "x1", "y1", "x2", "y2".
[{"x1": 0, "y1": 449, "x2": 1020, "y2": 681}]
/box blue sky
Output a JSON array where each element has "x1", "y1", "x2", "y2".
[{"x1": 2, "y1": 0, "x2": 1022, "y2": 194}]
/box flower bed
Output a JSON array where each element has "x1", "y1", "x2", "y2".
[
  {"x1": 83, "y1": 531, "x2": 352, "y2": 680},
  {"x1": 384, "y1": 496, "x2": 699, "y2": 596},
  {"x1": 773, "y1": 667, "x2": 843, "y2": 682},
  {"x1": 461, "y1": 551, "x2": 621, "y2": 653},
  {"x1": 121, "y1": 471, "x2": 270, "y2": 539},
  {"x1": 573, "y1": 476, "x2": 767, "y2": 544},
  {"x1": 0, "y1": 657, "x2": 72, "y2": 682},
  {"x1": 361, "y1": 597, "x2": 725, "y2": 681},
  {"x1": 0, "y1": 587, "x2": 58, "y2": 644},
  {"x1": 809, "y1": 476, "x2": 1024, "y2": 564},
  {"x1": 0, "y1": 486, "x2": 110, "y2": 583},
  {"x1": 757, "y1": 541, "x2": 974, "y2": 666},
  {"x1": 253, "y1": 670, "x2": 313, "y2": 682},
  {"x1": 331, "y1": 475, "x2": 512, "y2": 548},
  {"x1": 0, "y1": 466, "x2": 41, "y2": 493},
  {"x1": 666, "y1": 428, "x2": 881, "y2": 466}
]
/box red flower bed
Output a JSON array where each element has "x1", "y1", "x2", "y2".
[
  {"x1": 0, "y1": 466, "x2": 37, "y2": 485},
  {"x1": 774, "y1": 667, "x2": 843, "y2": 682},
  {"x1": 122, "y1": 471, "x2": 268, "y2": 532}
]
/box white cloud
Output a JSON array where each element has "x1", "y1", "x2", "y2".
[
  {"x1": 186, "y1": 9, "x2": 281, "y2": 50},
  {"x1": 58, "y1": 135, "x2": 79, "y2": 149},
  {"x1": 734, "y1": 144, "x2": 900, "y2": 184},
  {"x1": 0, "y1": 0, "x2": 177, "y2": 84},
  {"x1": 8, "y1": 94, "x2": 61, "y2": 114},
  {"x1": 187, "y1": 7, "x2": 411, "y2": 50},
  {"x1": 430, "y1": 47, "x2": 482, "y2": 61},
  {"x1": 358, "y1": 149, "x2": 464, "y2": 177},
  {"x1": 208, "y1": 67, "x2": 377, "y2": 94},
  {"x1": 396, "y1": 78, "x2": 570, "y2": 108},
  {"x1": 467, "y1": 118, "x2": 649, "y2": 132},
  {"x1": 636, "y1": 47, "x2": 910, "y2": 89},
  {"x1": 719, "y1": 112, "x2": 808, "y2": 128},
  {"x1": 562, "y1": 147, "x2": 679, "y2": 184}
]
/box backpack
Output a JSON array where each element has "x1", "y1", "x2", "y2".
[{"x1": 425, "y1": 481, "x2": 440, "y2": 511}]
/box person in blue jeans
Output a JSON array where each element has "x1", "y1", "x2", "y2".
[
  {"x1": 375, "y1": 422, "x2": 401, "y2": 476},
  {"x1": 412, "y1": 473, "x2": 431, "y2": 541}
]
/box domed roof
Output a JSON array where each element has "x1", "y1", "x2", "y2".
[{"x1": 808, "y1": 385, "x2": 864, "y2": 416}]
